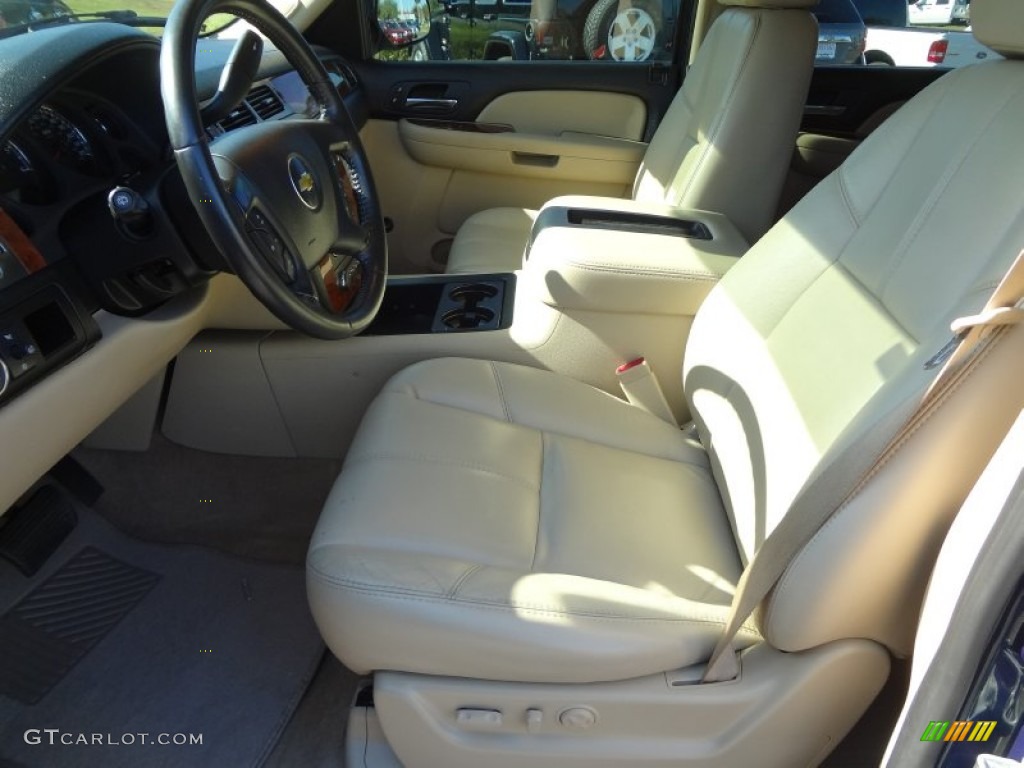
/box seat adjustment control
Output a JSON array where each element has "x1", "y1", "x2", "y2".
[
  {"x1": 455, "y1": 708, "x2": 503, "y2": 731},
  {"x1": 525, "y1": 708, "x2": 543, "y2": 732},
  {"x1": 559, "y1": 707, "x2": 597, "y2": 730}
]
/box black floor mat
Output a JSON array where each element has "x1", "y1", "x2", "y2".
[
  {"x1": 0, "y1": 547, "x2": 159, "y2": 704},
  {"x1": 0, "y1": 486, "x2": 77, "y2": 576},
  {"x1": 0, "y1": 507, "x2": 323, "y2": 768}
]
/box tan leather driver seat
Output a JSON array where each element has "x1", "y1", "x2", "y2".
[
  {"x1": 308, "y1": 4, "x2": 1024, "y2": 766},
  {"x1": 444, "y1": 0, "x2": 817, "y2": 274}
]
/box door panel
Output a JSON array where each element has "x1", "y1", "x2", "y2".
[
  {"x1": 475, "y1": 90, "x2": 648, "y2": 139},
  {"x1": 398, "y1": 118, "x2": 644, "y2": 182},
  {"x1": 353, "y1": 60, "x2": 677, "y2": 132},
  {"x1": 352, "y1": 60, "x2": 677, "y2": 273}
]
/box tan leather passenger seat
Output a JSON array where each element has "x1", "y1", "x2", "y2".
[
  {"x1": 307, "y1": 2, "x2": 1024, "y2": 766},
  {"x1": 444, "y1": 0, "x2": 818, "y2": 274}
]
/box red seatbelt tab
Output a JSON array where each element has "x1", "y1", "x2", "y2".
[{"x1": 615, "y1": 357, "x2": 677, "y2": 425}]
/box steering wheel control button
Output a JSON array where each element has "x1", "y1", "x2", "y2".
[
  {"x1": 558, "y1": 707, "x2": 597, "y2": 730},
  {"x1": 245, "y1": 208, "x2": 296, "y2": 282},
  {"x1": 247, "y1": 207, "x2": 270, "y2": 231},
  {"x1": 287, "y1": 154, "x2": 321, "y2": 211},
  {"x1": 455, "y1": 708, "x2": 503, "y2": 731},
  {"x1": 249, "y1": 229, "x2": 295, "y2": 282}
]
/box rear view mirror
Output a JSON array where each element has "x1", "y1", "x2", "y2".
[{"x1": 377, "y1": 0, "x2": 432, "y2": 47}]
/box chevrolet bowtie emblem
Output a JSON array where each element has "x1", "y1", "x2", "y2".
[{"x1": 288, "y1": 155, "x2": 321, "y2": 210}]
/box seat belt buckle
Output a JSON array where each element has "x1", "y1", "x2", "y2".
[{"x1": 616, "y1": 357, "x2": 676, "y2": 425}]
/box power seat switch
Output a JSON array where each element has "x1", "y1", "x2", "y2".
[{"x1": 455, "y1": 708, "x2": 503, "y2": 731}]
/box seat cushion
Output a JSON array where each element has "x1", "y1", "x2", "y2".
[
  {"x1": 445, "y1": 207, "x2": 536, "y2": 274},
  {"x1": 307, "y1": 358, "x2": 758, "y2": 683}
]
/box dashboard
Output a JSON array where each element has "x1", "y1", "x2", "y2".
[{"x1": 0, "y1": 22, "x2": 365, "y2": 409}]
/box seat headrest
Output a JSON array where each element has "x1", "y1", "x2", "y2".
[
  {"x1": 972, "y1": 0, "x2": 1024, "y2": 59},
  {"x1": 719, "y1": 0, "x2": 817, "y2": 8}
]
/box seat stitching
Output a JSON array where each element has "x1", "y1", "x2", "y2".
[
  {"x1": 562, "y1": 263, "x2": 721, "y2": 281},
  {"x1": 345, "y1": 452, "x2": 540, "y2": 491},
  {"x1": 530, "y1": 433, "x2": 546, "y2": 572},
  {"x1": 835, "y1": 261, "x2": 920, "y2": 345},
  {"x1": 836, "y1": 167, "x2": 861, "y2": 227},
  {"x1": 764, "y1": 329, "x2": 1002, "y2": 634},
  {"x1": 490, "y1": 361, "x2": 513, "y2": 422},
  {"x1": 388, "y1": 391, "x2": 710, "y2": 470},
  {"x1": 845, "y1": 75, "x2": 949, "y2": 235},
  {"x1": 876, "y1": 79, "x2": 1024, "y2": 302},
  {"x1": 447, "y1": 564, "x2": 483, "y2": 599},
  {"x1": 308, "y1": 565, "x2": 761, "y2": 634},
  {"x1": 676, "y1": 10, "x2": 762, "y2": 205}
]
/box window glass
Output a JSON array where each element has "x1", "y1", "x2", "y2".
[
  {"x1": 844, "y1": 0, "x2": 1001, "y2": 69},
  {"x1": 376, "y1": 0, "x2": 678, "y2": 62}
]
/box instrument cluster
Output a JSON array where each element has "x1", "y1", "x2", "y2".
[{"x1": 0, "y1": 98, "x2": 142, "y2": 205}]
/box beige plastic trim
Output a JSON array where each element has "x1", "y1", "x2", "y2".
[
  {"x1": 398, "y1": 119, "x2": 645, "y2": 184},
  {"x1": 475, "y1": 91, "x2": 648, "y2": 140},
  {"x1": 373, "y1": 641, "x2": 890, "y2": 768},
  {"x1": 161, "y1": 330, "x2": 298, "y2": 457},
  {"x1": 347, "y1": 705, "x2": 405, "y2": 768},
  {"x1": 0, "y1": 288, "x2": 207, "y2": 514}
]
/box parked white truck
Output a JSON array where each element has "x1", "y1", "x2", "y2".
[{"x1": 854, "y1": 0, "x2": 1000, "y2": 67}]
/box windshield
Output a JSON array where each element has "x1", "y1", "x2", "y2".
[{"x1": 0, "y1": 0, "x2": 241, "y2": 35}]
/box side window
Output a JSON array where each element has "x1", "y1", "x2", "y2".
[
  {"x1": 375, "y1": 0, "x2": 679, "y2": 62},
  {"x1": 826, "y1": 0, "x2": 1002, "y2": 70}
]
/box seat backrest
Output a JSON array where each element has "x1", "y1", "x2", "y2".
[
  {"x1": 683, "y1": 0, "x2": 1024, "y2": 659},
  {"x1": 632, "y1": 0, "x2": 817, "y2": 243}
]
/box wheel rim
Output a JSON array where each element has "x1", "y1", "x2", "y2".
[{"x1": 607, "y1": 7, "x2": 656, "y2": 62}]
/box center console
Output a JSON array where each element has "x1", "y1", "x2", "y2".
[{"x1": 363, "y1": 273, "x2": 515, "y2": 336}]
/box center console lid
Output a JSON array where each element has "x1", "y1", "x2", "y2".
[{"x1": 523, "y1": 196, "x2": 749, "y2": 316}]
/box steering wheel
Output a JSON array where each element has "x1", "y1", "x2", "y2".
[{"x1": 161, "y1": 0, "x2": 387, "y2": 339}]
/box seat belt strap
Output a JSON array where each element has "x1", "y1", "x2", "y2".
[
  {"x1": 702, "y1": 250, "x2": 1024, "y2": 683},
  {"x1": 616, "y1": 357, "x2": 677, "y2": 425}
]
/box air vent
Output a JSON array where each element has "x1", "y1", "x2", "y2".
[
  {"x1": 218, "y1": 104, "x2": 256, "y2": 132},
  {"x1": 324, "y1": 59, "x2": 357, "y2": 96},
  {"x1": 248, "y1": 84, "x2": 284, "y2": 120}
]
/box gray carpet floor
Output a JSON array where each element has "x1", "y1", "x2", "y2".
[
  {"x1": 0, "y1": 502, "x2": 325, "y2": 768},
  {"x1": 74, "y1": 433, "x2": 343, "y2": 565},
  {"x1": 264, "y1": 653, "x2": 361, "y2": 768}
]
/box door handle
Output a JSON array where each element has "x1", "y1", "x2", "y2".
[{"x1": 405, "y1": 97, "x2": 459, "y2": 112}]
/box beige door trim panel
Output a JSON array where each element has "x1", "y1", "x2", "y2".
[
  {"x1": 474, "y1": 90, "x2": 648, "y2": 140},
  {"x1": 398, "y1": 119, "x2": 646, "y2": 185}
]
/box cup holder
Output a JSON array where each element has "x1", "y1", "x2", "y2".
[
  {"x1": 432, "y1": 279, "x2": 505, "y2": 332},
  {"x1": 449, "y1": 283, "x2": 499, "y2": 303},
  {"x1": 442, "y1": 307, "x2": 496, "y2": 329}
]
